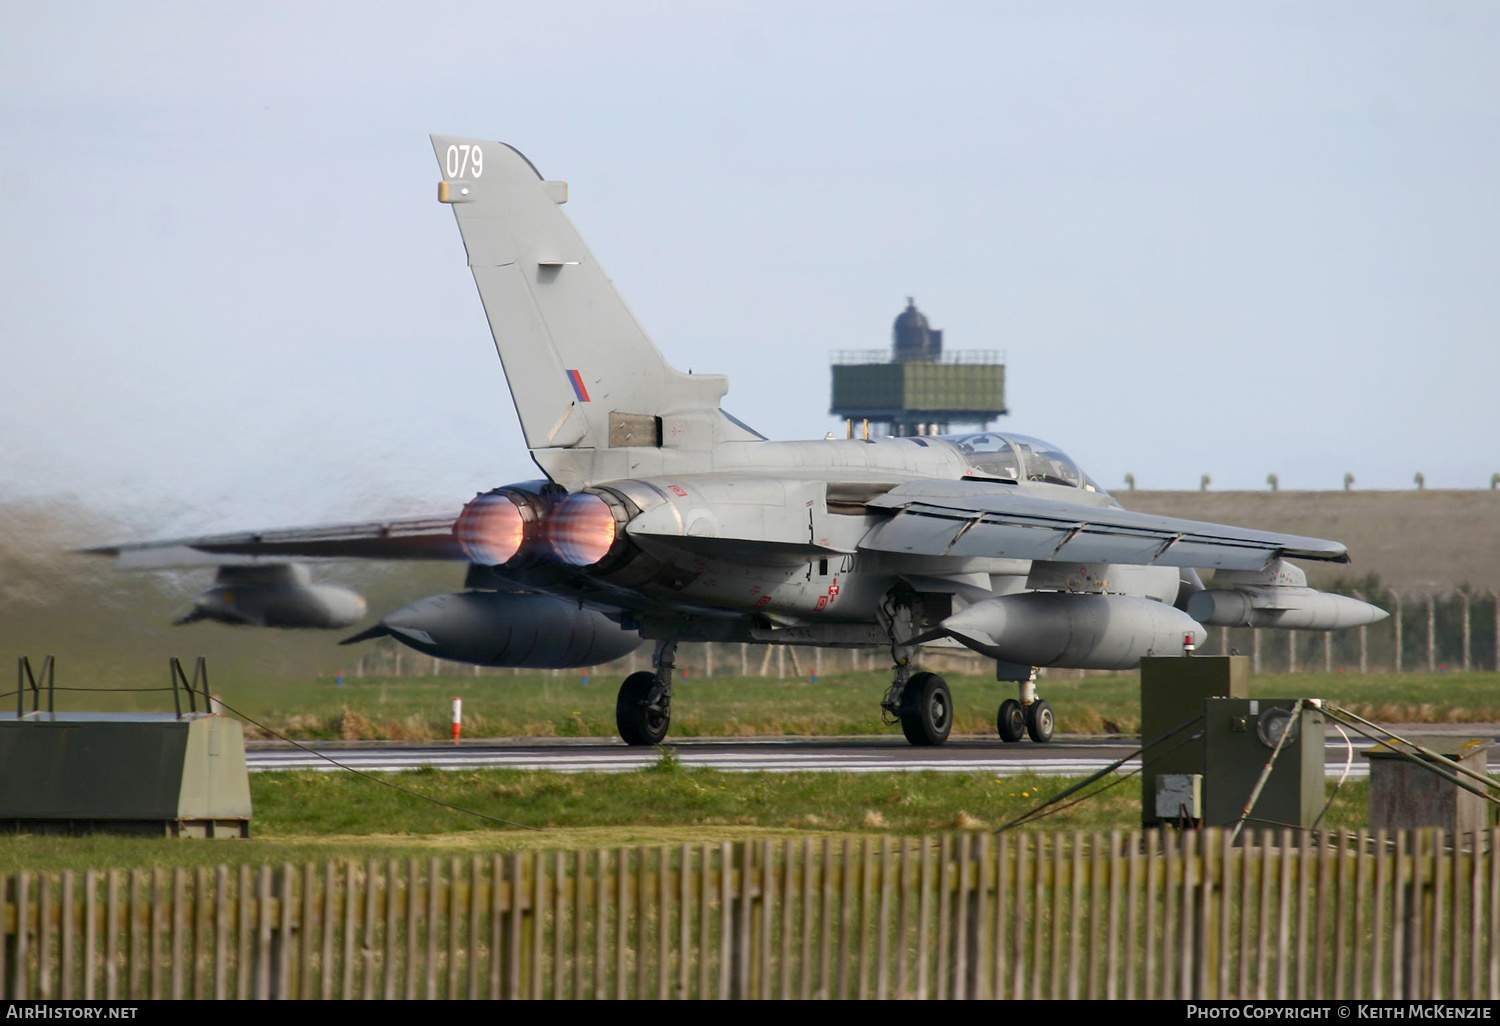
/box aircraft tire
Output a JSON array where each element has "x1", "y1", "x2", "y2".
[
  {"x1": 616, "y1": 670, "x2": 671, "y2": 746},
  {"x1": 997, "y1": 699, "x2": 1026, "y2": 743},
  {"x1": 1025, "y1": 699, "x2": 1055, "y2": 743},
  {"x1": 899, "y1": 672, "x2": 952, "y2": 747}
]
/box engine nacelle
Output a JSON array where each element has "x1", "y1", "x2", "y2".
[
  {"x1": 182, "y1": 564, "x2": 366, "y2": 629},
  {"x1": 941, "y1": 593, "x2": 1205, "y2": 669},
  {"x1": 1187, "y1": 588, "x2": 1389, "y2": 630},
  {"x1": 453, "y1": 480, "x2": 565, "y2": 567},
  {"x1": 356, "y1": 591, "x2": 642, "y2": 668}
]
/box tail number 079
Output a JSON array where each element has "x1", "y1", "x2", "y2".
[{"x1": 445, "y1": 144, "x2": 483, "y2": 179}]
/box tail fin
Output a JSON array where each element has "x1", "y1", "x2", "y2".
[{"x1": 432, "y1": 135, "x2": 752, "y2": 485}]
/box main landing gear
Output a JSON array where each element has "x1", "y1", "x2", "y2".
[
  {"x1": 874, "y1": 588, "x2": 1054, "y2": 746},
  {"x1": 996, "y1": 669, "x2": 1053, "y2": 744},
  {"x1": 616, "y1": 639, "x2": 676, "y2": 746},
  {"x1": 877, "y1": 590, "x2": 953, "y2": 747},
  {"x1": 877, "y1": 643, "x2": 953, "y2": 746},
  {"x1": 895, "y1": 670, "x2": 953, "y2": 747}
]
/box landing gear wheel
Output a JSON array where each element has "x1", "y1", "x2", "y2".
[
  {"x1": 899, "y1": 672, "x2": 952, "y2": 747},
  {"x1": 1025, "y1": 699, "x2": 1055, "y2": 743},
  {"x1": 997, "y1": 699, "x2": 1026, "y2": 743},
  {"x1": 616, "y1": 670, "x2": 671, "y2": 746}
]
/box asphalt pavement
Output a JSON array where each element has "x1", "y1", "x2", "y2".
[{"x1": 245, "y1": 725, "x2": 1500, "y2": 777}]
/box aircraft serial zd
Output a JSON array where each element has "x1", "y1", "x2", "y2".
[{"x1": 88, "y1": 136, "x2": 1388, "y2": 747}]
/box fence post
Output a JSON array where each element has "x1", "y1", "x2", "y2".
[
  {"x1": 39, "y1": 873, "x2": 52, "y2": 1000},
  {"x1": 1392, "y1": 592, "x2": 1404, "y2": 673},
  {"x1": 1198, "y1": 829, "x2": 1217, "y2": 1000},
  {"x1": 733, "y1": 842, "x2": 751, "y2": 999},
  {"x1": 1427, "y1": 596, "x2": 1437, "y2": 673},
  {"x1": 1493, "y1": 593, "x2": 1500, "y2": 674},
  {"x1": 254, "y1": 865, "x2": 272, "y2": 1000},
  {"x1": 1252, "y1": 629, "x2": 1261, "y2": 674},
  {"x1": 1461, "y1": 593, "x2": 1472, "y2": 672},
  {"x1": 278, "y1": 862, "x2": 295, "y2": 1000},
  {"x1": 85, "y1": 870, "x2": 99, "y2": 1001},
  {"x1": 1403, "y1": 831, "x2": 1422, "y2": 998},
  {"x1": 718, "y1": 842, "x2": 734, "y2": 1000},
  {"x1": 1360, "y1": 624, "x2": 1368, "y2": 674}
]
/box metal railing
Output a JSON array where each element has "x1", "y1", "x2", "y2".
[
  {"x1": 829, "y1": 349, "x2": 1005, "y2": 365},
  {"x1": 3, "y1": 828, "x2": 1499, "y2": 1000}
]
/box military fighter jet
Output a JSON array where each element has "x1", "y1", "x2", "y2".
[{"x1": 85, "y1": 135, "x2": 1388, "y2": 747}]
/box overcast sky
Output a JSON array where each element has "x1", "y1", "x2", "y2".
[{"x1": 2, "y1": 2, "x2": 1497, "y2": 537}]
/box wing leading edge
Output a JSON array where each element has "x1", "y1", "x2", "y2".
[{"x1": 858, "y1": 481, "x2": 1348, "y2": 570}]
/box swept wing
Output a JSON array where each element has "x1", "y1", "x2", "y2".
[
  {"x1": 80, "y1": 515, "x2": 464, "y2": 569},
  {"x1": 858, "y1": 480, "x2": 1348, "y2": 570}
]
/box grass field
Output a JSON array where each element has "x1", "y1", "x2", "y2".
[
  {"x1": 36, "y1": 667, "x2": 1500, "y2": 741},
  {"x1": 0, "y1": 764, "x2": 1372, "y2": 873},
  {"x1": 0, "y1": 666, "x2": 1474, "y2": 873}
]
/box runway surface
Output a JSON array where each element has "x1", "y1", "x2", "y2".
[{"x1": 245, "y1": 725, "x2": 1500, "y2": 778}]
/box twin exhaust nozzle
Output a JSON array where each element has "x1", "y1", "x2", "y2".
[{"x1": 454, "y1": 484, "x2": 619, "y2": 568}]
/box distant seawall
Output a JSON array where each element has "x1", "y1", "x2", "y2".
[{"x1": 1119, "y1": 490, "x2": 1500, "y2": 593}]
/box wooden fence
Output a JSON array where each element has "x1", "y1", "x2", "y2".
[{"x1": 5, "y1": 828, "x2": 1500, "y2": 1000}]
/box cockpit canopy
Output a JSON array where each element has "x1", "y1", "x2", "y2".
[{"x1": 941, "y1": 432, "x2": 1106, "y2": 493}]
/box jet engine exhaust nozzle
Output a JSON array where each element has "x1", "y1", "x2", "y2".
[
  {"x1": 453, "y1": 481, "x2": 560, "y2": 567},
  {"x1": 455, "y1": 491, "x2": 526, "y2": 566},
  {"x1": 549, "y1": 492, "x2": 618, "y2": 566}
]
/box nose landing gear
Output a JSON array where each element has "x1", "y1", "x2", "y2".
[
  {"x1": 997, "y1": 698, "x2": 1026, "y2": 742},
  {"x1": 996, "y1": 667, "x2": 1054, "y2": 743},
  {"x1": 1025, "y1": 699, "x2": 1055, "y2": 743}
]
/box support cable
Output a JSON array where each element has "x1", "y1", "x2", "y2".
[
  {"x1": 1322, "y1": 707, "x2": 1500, "y2": 811},
  {"x1": 996, "y1": 712, "x2": 1204, "y2": 832},
  {"x1": 1310, "y1": 720, "x2": 1354, "y2": 833},
  {"x1": 208, "y1": 695, "x2": 543, "y2": 832},
  {"x1": 1326, "y1": 704, "x2": 1500, "y2": 794},
  {"x1": 998, "y1": 726, "x2": 1206, "y2": 832},
  {"x1": 1229, "y1": 698, "x2": 1303, "y2": 845}
]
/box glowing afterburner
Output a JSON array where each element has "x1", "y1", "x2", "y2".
[
  {"x1": 453, "y1": 492, "x2": 526, "y2": 566},
  {"x1": 549, "y1": 492, "x2": 617, "y2": 566}
]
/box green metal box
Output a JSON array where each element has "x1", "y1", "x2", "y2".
[
  {"x1": 0, "y1": 711, "x2": 252, "y2": 837},
  {"x1": 1140, "y1": 656, "x2": 1248, "y2": 826},
  {"x1": 1202, "y1": 699, "x2": 1326, "y2": 831}
]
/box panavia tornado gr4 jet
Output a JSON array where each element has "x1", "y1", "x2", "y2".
[{"x1": 86, "y1": 135, "x2": 1388, "y2": 747}]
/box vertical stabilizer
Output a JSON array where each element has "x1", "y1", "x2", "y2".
[{"x1": 432, "y1": 136, "x2": 751, "y2": 485}]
